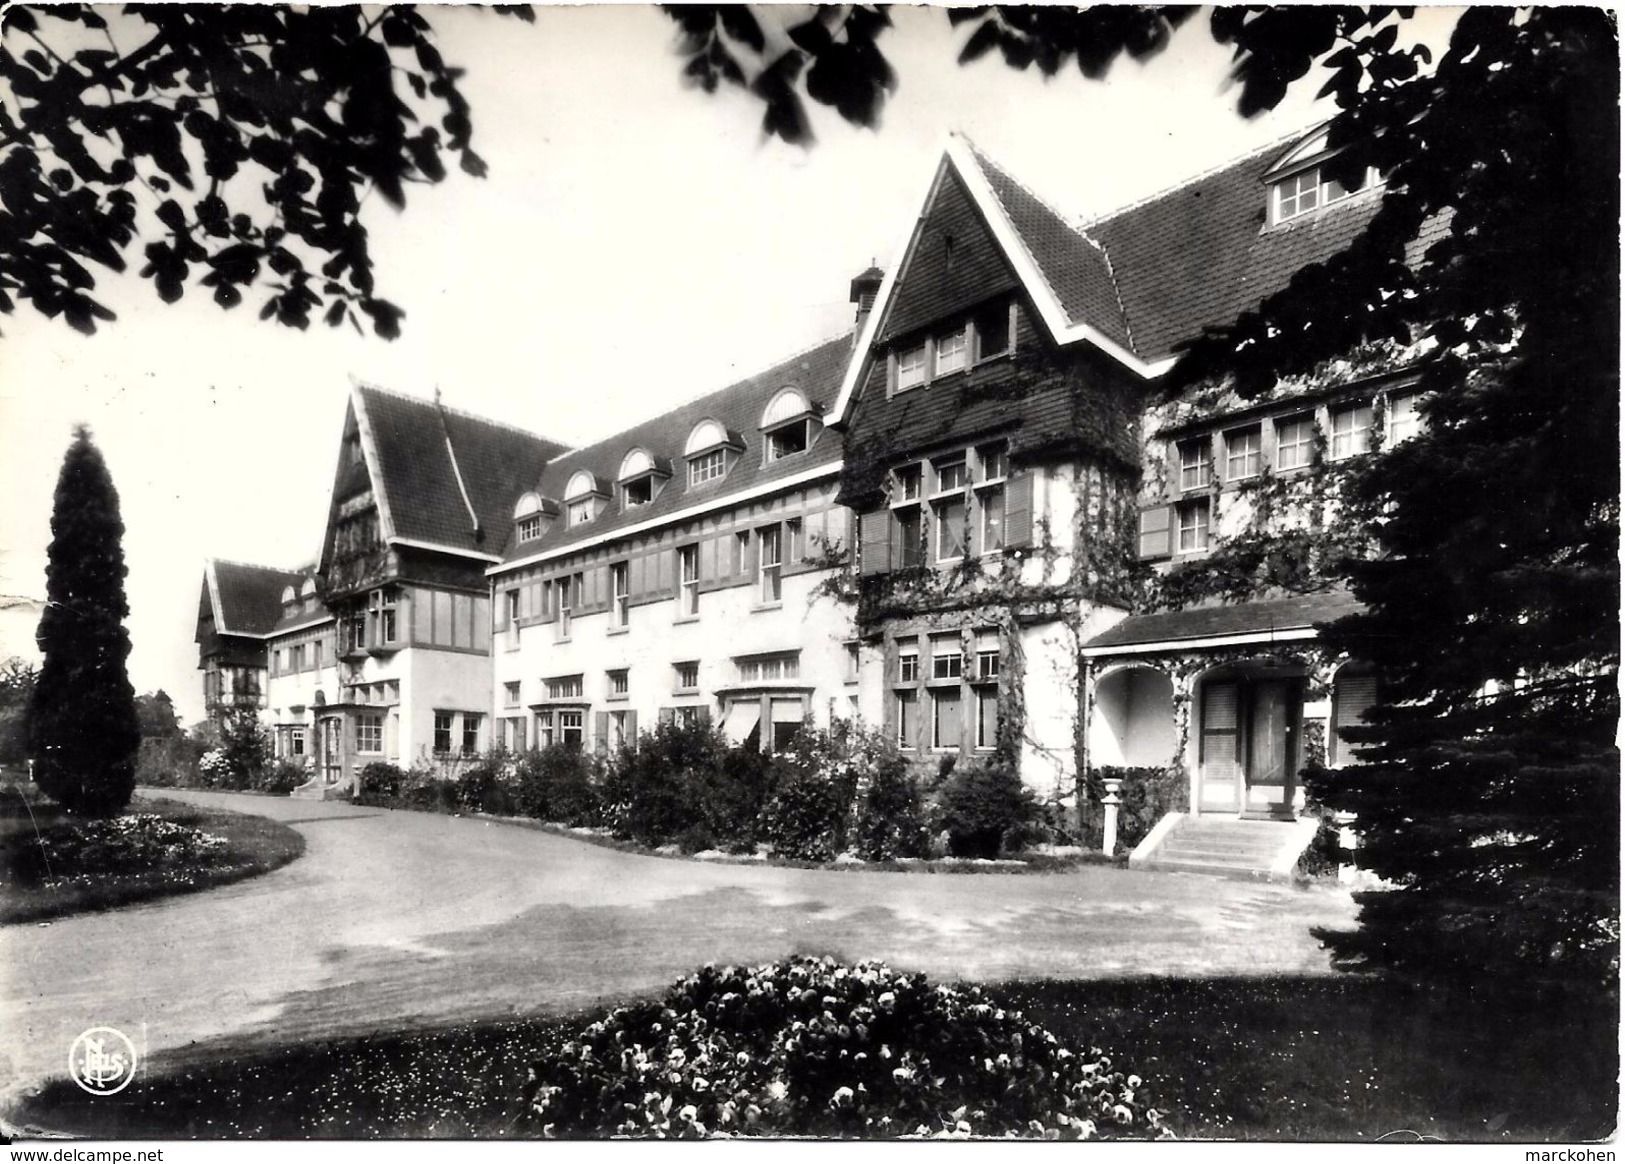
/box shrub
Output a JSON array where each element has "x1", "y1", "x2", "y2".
[
  {"x1": 1080, "y1": 766, "x2": 1187, "y2": 854},
  {"x1": 10, "y1": 813, "x2": 230, "y2": 885},
  {"x1": 758, "y1": 721, "x2": 883, "y2": 861},
  {"x1": 936, "y1": 759, "x2": 1036, "y2": 859},
  {"x1": 854, "y1": 746, "x2": 930, "y2": 861},
  {"x1": 524, "y1": 956, "x2": 1172, "y2": 1139},
  {"x1": 255, "y1": 759, "x2": 309, "y2": 796},
  {"x1": 514, "y1": 746, "x2": 602, "y2": 827},
  {"x1": 456, "y1": 762, "x2": 515, "y2": 816},
  {"x1": 135, "y1": 736, "x2": 207, "y2": 788},
  {"x1": 355, "y1": 761, "x2": 406, "y2": 805},
  {"x1": 399, "y1": 769, "x2": 460, "y2": 814},
  {"x1": 603, "y1": 722, "x2": 730, "y2": 847}
]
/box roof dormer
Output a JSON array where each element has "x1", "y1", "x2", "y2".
[
  {"x1": 1263, "y1": 126, "x2": 1380, "y2": 227},
  {"x1": 761, "y1": 387, "x2": 822, "y2": 465},
  {"x1": 513, "y1": 491, "x2": 559, "y2": 545},
  {"x1": 616, "y1": 447, "x2": 672, "y2": 511},
  {"x1": 685, "y1": 417, "x2": 745, "y2": 488},
  {"x1": 564, "y1": 469, "x2": 610, "y2": 528}
]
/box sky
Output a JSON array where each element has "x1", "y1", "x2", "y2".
[{"x1": 0, "y1": 4, "x2": 1463, "y2": 727}]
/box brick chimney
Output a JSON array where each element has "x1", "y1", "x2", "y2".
[{"x1": 849, "y1": 265, "x2": 884, "y2": 340}]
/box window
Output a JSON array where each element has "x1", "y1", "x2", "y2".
[
  {"x1": 610, "y1": 562, "x2": 629, "y2": 628},
  {"x1": 897, "y1": 343, "x2": 927, "y2": 391},
  {"x1": 559, "y1": 709, "x2": 584, "y2": 749},
  {"x1": 674, "y1": 661, "x2": 699, "y2": 691},
  {"x1": 974, "y1": 302, "x2": 1011, "y2": 361},
  {"x1": 896, "y1": 638, "x2": 919, "y2": 681},
  {"x1": 935, "y1": 326, "x2": 968, "y2": 376},
  {"x1": 931, "y1": 634, "x2": 962, "y2": 680},
  {"x1": 757, "y1": 525, "x2": 782, "y2": 604},
  {"x1": 1274, "y1": 166, "x2": 1357, "y2": 223},
  {"x1": 623, "y1": 477, "x2": 653, "y2": 508},
  {"x1": 975, "y1": 629, "x2": 1000, "y2": 680},
  {"x1": 935, "y1": 495, "x2": 967, "y2": 562},
  {"x1": 766, "y1": 420, "x2": 809, "y2": 462},
  {"x1": 546, "y1": 675, "x2": 584, "y2": 700},
  {"x1": 1178, "y1": 438, "x2": 1212, "y2": 491},
  {"x1": 737, "y1": 653, "x2": 799, "y2": 682},
  {"x1": 690, "y1": 448, "x2": 727, "y2": 486},
  {"x1": 504, "y1": 681, "x2": 521, "y2": 708},
  {"x1": 978, "y1": 482, "x2": 1004, "y2": 555},
  {"x1": 895, "y1": 465, "x2": 922, "y2": 501},
  {"x1": 503, "y1": 716, "x2": 526, "y2": 751},
  {"x1": 609, "y1": 710, "x2": 632, "y2": 749},
  {"x1": 935, "y1": 458, "x2": 968, "y2": 493},
  {"x1": 785, "y1": 518, "x2": 803, "y2": 564},
  {"x1": 356, "y1": 712, "x2": 383, "y2": 755},
  {"x1": 1225, "y1": 426, "x2": 1261, "y2": 480},
  {"x1": 461, "y1": 713, "x2": 481, "y2": 755},
  {"x1": 313, "y1": 640, "x2": 323, "y2": 668},
  {"x1": 1330, "y1": 402, "x2": 1373, "y2": 461},
  {"x1": 433, "y1": 711, "x2": 454, "y2": 754},
  {"x1": 517, "y1": 515, "x2": 542, "y2": 543},
  {"x1": 1275, "y1": 414, "x2": 1314, "y2": 471},
  {"x1": 568, "y1": 499, "x2": 593, "y2": 527},
  {"x1": 977, "y1": 444, "x2": 1008, "y2": 483},
  {"x1": 535, "y1": 709, "x2": 554, "y2": 748},
  {"x1": 845, "y1": 643, "x2": 861, "y2": 683},
  {"x1": 271, "y1": 649, "x2": 282, "y2": 676},
  {"x1": 608, "y1": 669, "x2": 629, "y2": 698},
  {"x1": 1177, "y1": 498, "x2": 1211, "y2": 553},
  {"x1": 734, "y1": 531, "x2": 750, "y2": 575},
  {"x1": 675, "y1": 706, "x2": 703, "y2": 729},
  {"x1": 557, "y1": 574, "x2": 577, "y2": 639},
  {"x1": 975, "y1": 688, "x2": 999, "y2": 750},
  {"x1": 678, "y1": 545, "x2": 699, "y2": 616},
  {"x1": 896, "y1": 690, "x2": 918, "y2": 748},
  {"x1": 1386, "y1": 392, "x2": 1422, "y2": 445},
  {"x1": 504, "y1": 590, "x2": 521, "y2": 633},
  {"x1": 345, "y1": 610, "x2": 367, "y2": 654},
  {"x1": 931, "y1": 689, "x2": 963, "y2": 750},
  {"x1": 896, "y1": 506, "x2": 923, "y2": 568}
]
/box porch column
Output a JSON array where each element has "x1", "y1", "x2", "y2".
[
  {"x1": 1299, "y1": 657, "x2": 1340, "y2": 812},
  {"x1": 1170, "y1": 667, "x2": 1198, "y2": 816}
]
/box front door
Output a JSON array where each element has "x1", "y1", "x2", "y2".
[
  {"x1": 1244, "y1": 679, "x2": 1299, "y2": 817},
  {"x1": 321, "y1": 717, "x2": 343, "y2": 786}
]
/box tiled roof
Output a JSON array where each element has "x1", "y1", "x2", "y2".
[
  {"x1": 355, "y1": 385, "x2": 571, "y2": 556},
  {"x1": 967, "y1": 145, "x2": 1135, "y2": 353},
  {"x1": 500, "y1": 332, "x2": 853, "y2": 564},
  {"x1": 1082, "y1": 589, "x2": 1364, "y2": 652},
  {"x1": 207, "y1": 559, "x2": 305, "y2": 637},
  {"x1": 1083, "y1": 136, "x2": 1384, "y2": 362}
]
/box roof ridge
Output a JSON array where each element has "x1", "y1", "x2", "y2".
[
  {"x1": 547, "y1": 328, "x2": 855, "y2": 465},
  {"x1": 207, "y1": 556, "x2": 303, "y2": 574},
  {"x1": 351, "y1": 379, "x2": 565, "y2": 447},
  {"x1": 963, "y1": 140, "x2": 1137, "y2": 353},
  {"x1": 1079, "y1": 127, "x2": 1313, "y2": 229}
]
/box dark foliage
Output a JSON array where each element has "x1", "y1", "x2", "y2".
[
  {"x1": 0, "y1": 4, "x2": 531, "y2": 335},
  {"x1": 1080, "y1": 766, "x2": 1188, "y2": 855},
  {"x1": 354, "y1": 760, "x2": 406, "y2": 805},
  {"x1": 853, "y1": 749, "x2": 930, "y2": 861},
  {"x1": 456, "y1": 761, "x2": 515, "y2": 816},
  {"x1": 936, "y1": 758, "x2": 1035, "y2": 859},
  {"x1": 28, "y1": 427, "x2": 140, "y2": 816},
  {"x1": 134, "y1": 690, "x2": 181, "y2": 738},
  {"x1": 0, "y1": 657, "x2": 37, "y2": 769},
  {"x1": 601, "y1": 721, "x2": 736, "y2": 848},
  {"x1": 513, "y1": 746, "x2": 601, "y2": 828},
  {"x1": 211, "y1": 708, "x2": 270, "y2": 789},
  {"x1": 134, "y1": 734, "x2": 205, "y2": 788},
  {"x1": 256, "y1": 758, "x2": 308, "y2": 796}
]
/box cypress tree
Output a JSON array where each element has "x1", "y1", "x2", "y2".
[{"x1": 29, "y1": 426, "x2": 141, "y2": 816}]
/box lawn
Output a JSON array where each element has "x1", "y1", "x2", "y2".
[
  {"x1": 8, "y1": 970, "x2": 1614, "y2": 1140},
  {"x1": 0, "y1": 787, "x2": 305, "y2": 925}
]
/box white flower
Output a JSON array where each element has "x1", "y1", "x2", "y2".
[{"x1": 831, "y1": 1086, "x2": 855, "y2": 1108}]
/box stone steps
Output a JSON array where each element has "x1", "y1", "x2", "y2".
[{"x1": 1130, "y1": 813, "x2": 1321, "y2": 881}]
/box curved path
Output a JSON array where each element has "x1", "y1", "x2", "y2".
[{"x1": 1, "y1": 790, "x2": 1355, "y2": 1094}]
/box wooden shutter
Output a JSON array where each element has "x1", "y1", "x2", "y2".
[
  {"x1": 859, "y1": 509, "x2": 891, "y2": 575},
  {"x1": 656, "y1": 549, "x2": 673, "y2": 596},
  {"x1": 700, "y1": 537, "x2": 717, "y2": 582},
  {"x1": 1138, "y1": 505, "x2": 1173, "y2": 560},
  {"x1": 625, "y1": 710, "x2": 638, "y2": 741},
  {"x1": 1200, "y1": 682, "x2": 1241, "y2": 786},
  {"x1": 593, "y1": 711, "x2": 609, "y2": 752},
  {"x1": 1003, "y1": 472, "x2": 1034, "y2": 549},
  {"x1": 658, "y1": 707, "x2": 675, "y2": 726},
  {"x1": 697, "y1": 705, "x2": 712, "y2": 725},
  {"x1": 1333, "y1": 672, "x2": 1379, "y2": 765}
]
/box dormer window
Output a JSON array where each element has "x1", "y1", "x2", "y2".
[
  {"x1": 1274, "y1": 166, "x2": 1357, "y2": 222},
  {"x1": 974, "y1": 301, "x2": 1012, "y2": 361},
  {"x1": 761, "y1": 387, "x2": 819, "y2": 464},
  {"x1": 934, "y1": 326, "x2": 968, "y2": 376},
  {"x1": 684, "y1": 418, "x2": 742, "y2": 488},
  {"x1": 617, "y1": 448, "x2": 670, "y2": 511},
  {"x1": 564, "y1": 470, "x2": 607, "y2": 527},
  {"x1": 517, "y1": 515, "x2": 543, "y2": 542},
  {"x1": 1265, "y1": 127, "x2": 1378, "y2": 227},
  {"x1": 512, "y1": 491, "x2": 555, "y2": 543}
]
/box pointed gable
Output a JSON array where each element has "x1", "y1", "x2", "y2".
[{"x1": 876, "y1": 166, "x2": 1020, "y2": 345}]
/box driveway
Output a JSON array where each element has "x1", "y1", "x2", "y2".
[{"x1": 0, "y1": 790, "x2": 1355, "y2": 1094}]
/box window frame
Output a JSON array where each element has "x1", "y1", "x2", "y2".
[
  {"x1": 610, "y1": 561, "x2": 630, "y2": 629},
  {"x1": 934, "y1": 325, "x2": 968, "y2": 377},
  {"x1": 1178, "y1": 437, "x2": 1213, "y2": 492},
  {"x1": 1274, "y1": 414, "x2": 1315, "y2": 472},
  {"x1": 674, "y1": 661, "x2": 700, "y2": 692},
  {"x1": 757, "y1": 524, "x2": 783, "y2": 605},
  {"x1": 677, "y1": 544, "x2": 700, "y2": 616},
  {"x1": 688, "y1": 447, "x2": 728, "y2": 487},
  {"x1": 1329, "y1": 401, "x2": 1374, "y2": 461},
  {"x1": 896, "y1": 342, "x2": 927, "y2": 391},
  {"x1": 1176, "y1": 497, "x2": 1211, "y2": 554},
  {"x1": 1225, "y1": 425, "x2": 1262, "y2": 481},
  {"x1": 356, "y1": 712, "x2": 384, "y2": 756}
]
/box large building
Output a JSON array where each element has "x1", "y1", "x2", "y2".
[{"x1": 198, "y1": 126, "x2": 1432, "y2": 860}]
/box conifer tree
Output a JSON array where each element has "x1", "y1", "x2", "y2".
[{"x1": 29, "y1": 426, "x2": 141, "y2": 816}]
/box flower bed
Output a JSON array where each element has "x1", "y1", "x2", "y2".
[
  {"x1": 0, "y1": 795, "x2": 305, "y2": 923},
  {"x1": 525, "y1": 956, "x2": 1173, "y2": 1139}
]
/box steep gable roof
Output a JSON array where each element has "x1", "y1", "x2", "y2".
[
  {"x1": 351, "y1": 384, "x2": 571, "y2": 559},
  {"x1": 202, "y1": 559, "x2": 304, "y2": 638},
  {"x1": 497, "y1": 332, "x2": 853, "y2": 569},
  {"x1": 834, "y1": 128, "x2": 1397, "y2": 426}
]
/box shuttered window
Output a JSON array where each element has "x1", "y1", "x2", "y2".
[
  {"x1": 1200, "y1": 682, "x2": 1241, "y2": 788},
  {"x1": 1332, "y1": 672, "x2": 1380, "y2": 766},
  {"x1": 1138, "y1": 506, "x2": 1172, "y2": 560}
]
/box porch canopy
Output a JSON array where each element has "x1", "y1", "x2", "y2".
[{"x1": 1081, "y1": 590, "x2": 1363, "y2": 658}]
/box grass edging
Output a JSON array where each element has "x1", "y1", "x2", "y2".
[{"x1": 0, "y1": 793, "x2": 306, "y2": 925}]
